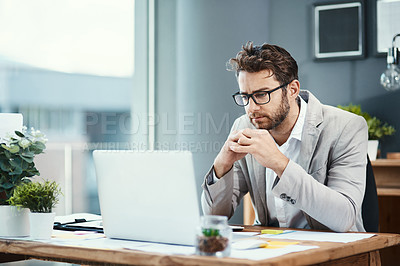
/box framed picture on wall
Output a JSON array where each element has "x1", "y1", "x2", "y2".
[
  {"x1": 374, "y1": 0, "x2": 400, "y2": 56},
  {"x1": 313, "y1": 1, "x2": 365, "y2": 60}
]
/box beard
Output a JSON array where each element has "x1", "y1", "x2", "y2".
[{"x1": 248, "y1": 92, "x2": 290, "y2": 130}]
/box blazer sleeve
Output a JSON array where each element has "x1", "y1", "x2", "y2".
[
  {"x1": 272, "y1": 115, "x2": 368, "y2": 232},
  {"x1": 201, "y1": 118, "x2": 249, "y2": 219}
]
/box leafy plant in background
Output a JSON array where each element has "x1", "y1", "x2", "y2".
[
  {"x1": 8, "y1": 180, "x2": 62, "y2": 213},
  {"x1": 0, "y1": 127, "x2": 47, "y2": 205},
  {"x1": 337, "y1": 104, "x2": 396, "y2": 140}
]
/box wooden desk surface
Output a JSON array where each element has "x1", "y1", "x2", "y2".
[
  {"x1": 0, "y1": 227, "x2": 399, "y2": 266},
  {"x1": 371, "y1": 159, "x2": 400, "y2": 167}
]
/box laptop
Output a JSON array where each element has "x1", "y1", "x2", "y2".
[{"x1": 93, "y1": 150, "x2": 201, "y2": 245}]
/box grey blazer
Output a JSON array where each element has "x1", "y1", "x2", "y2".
[{"x1": 201, "y1": 91, "x2": 368, "y2": 232}]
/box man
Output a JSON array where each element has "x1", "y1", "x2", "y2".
[{"x1": 201, "y1": 42, "x2": 368, "y2": 232}]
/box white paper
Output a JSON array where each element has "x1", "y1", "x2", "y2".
[
  {"x1": 0, "y1": 230, "x2": 104, "y2": 243},
  {"x1": 50, "y1": 230, "x2": 106, "y2": 242},
  {"x1": 51, "y1": 232, "x2": 194, "y2": 255},
  {"x1": 259, "y1": 230, "x2": 375, "y2": 243},
  {"x1": 129, "y1": 242, "x2": 195, "y2": 255},
  {"x1": 230, "y1": 245, "x2": 318, "y2": 260},
  {"x1": 232, "y1": 231, "x2": 259, "y2": 241},
  {"x1": 232, "y1": 238, "x2": 268, "y2": 250},
  {"x1": 83, "y1": 237, "x2": 148, "y2": 250}
]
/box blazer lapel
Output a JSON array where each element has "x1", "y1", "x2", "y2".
[
  {"x1": 298, "y1": 91, "x2": 323, "y2": 172},
  {"x1": 299, "y1": 127, "x2": 321, "y2": 172}
]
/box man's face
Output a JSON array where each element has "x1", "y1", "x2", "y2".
[{"x1": 237, "y1": 70, "x2": 290, "y2": 130}]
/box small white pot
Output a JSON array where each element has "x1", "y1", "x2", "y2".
[
  {"x1": 368, "y1": 140, "x2": 379, "y2": 161},
  {"x1": 0, "y1": 205, "x2": 30, "y2": 237},
  {"x1": 29, "y1": 212, "x2": 56, "y2": 240}
]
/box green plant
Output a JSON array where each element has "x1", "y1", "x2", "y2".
[
  {"x1": 0, "y1": 127, "x2": 47, "y2": 205},
  {"x1": 202, "y1": 228, "x2": 220, "y2": 237},
  {"x1": 337, "y1": 104, "x2": 396, "y2": 140},
  {"x1": 8, "y1": 180, "x2": 62, "y2": 213}
]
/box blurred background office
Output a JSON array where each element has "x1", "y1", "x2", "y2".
[{"x1": 0, "y1": 0, "x2": 399, "y2": 229}]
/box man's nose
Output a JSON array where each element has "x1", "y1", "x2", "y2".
[{"x1": 247, "y1": 97, "x2": 260, "y2": 112}]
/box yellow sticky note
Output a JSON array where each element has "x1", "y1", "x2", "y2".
[
  {"x1": 261, "y1": 229, "x2": 284, "y2": 235},
  {"x1": 259, "y1": 241, "x2": 300, "y2": 249}
]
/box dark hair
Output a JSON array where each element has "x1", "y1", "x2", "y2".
[{"x1": 228, "y1": 41, "x2": 298, "y2": 85}]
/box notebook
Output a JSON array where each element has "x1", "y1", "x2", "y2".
[{"x1": 93, "y1": 150, "x2": 201, "y2": 245}]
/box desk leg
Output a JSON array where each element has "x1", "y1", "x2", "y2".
[
  {"x1": 378, "y1": 196, "x2": 400, "y2": 265},
  {"x1": 369, "y1": 251, "x2": 381, "y2": 266}
]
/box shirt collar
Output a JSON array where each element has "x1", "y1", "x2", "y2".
[{"x1": 289, "y1": 96, "x2": 307, "y2": 142}]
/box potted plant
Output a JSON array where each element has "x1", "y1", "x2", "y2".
[
  {"x1": 8, "y1": 179, "x2": 62, "y2": 239},
  {"x1": 0, "y1": 127, "x2": 47, "y2": 237},
  {"x1": 337, "y1": 104, "x2": 395, "y2": 160}
]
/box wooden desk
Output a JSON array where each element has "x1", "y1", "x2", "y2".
[{"x1": 0, "y1": 227, "x2": 399, "y2": 266}]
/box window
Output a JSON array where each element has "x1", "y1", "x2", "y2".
[
  {"x1": 0, "y1": 0, "x2": 134, "y2": 77},
  {"x1": 0, "y1": 0, "x2": 137, "y2": 215}
]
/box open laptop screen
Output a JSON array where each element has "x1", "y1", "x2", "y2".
[{"x1": 93, "y1": 150, "x2": 201, "y2": 245}]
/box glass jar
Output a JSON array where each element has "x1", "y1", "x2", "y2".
[{"x1": 195, "y1": 215, "x2": 232, "y2": 257}]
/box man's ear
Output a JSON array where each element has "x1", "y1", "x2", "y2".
[{"x1": 288, "y1": 80, "x2": 300, "y2": 98}]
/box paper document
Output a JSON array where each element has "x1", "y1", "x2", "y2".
[
  {"x1": 51, "y1": 230, "x2": 105, "y2": 241},
  {"x1": 232, "y1": 238, "x2": 300, "y2": 250},
  {"x1": 230, "y1": 244, "x2": 318, "y2": 260},
  {"x1": 127, "y1": 242, "x2": 195, "y2": 255},
  {"x1": 259, "y1": 230, "x2": 375, "y2": 243},
  {"x1": 232, "y1": 231, "x2": 259, "y2": 241}
]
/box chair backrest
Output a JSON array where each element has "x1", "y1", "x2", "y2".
[{"x1": 361, "y1": 156, "x2": 379, "y2": 232}]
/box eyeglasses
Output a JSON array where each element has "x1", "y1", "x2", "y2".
[{"x1": 232, "y1": 82, "x2": 290, "y2": 106}]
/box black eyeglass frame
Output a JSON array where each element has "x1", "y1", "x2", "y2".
[{"x1": 232, "y1": 82, "x2": 290, "y2": 107}]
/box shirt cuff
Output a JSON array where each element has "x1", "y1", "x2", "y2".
[{"x1": 207, "y1": 168, "x2": 221, "y2": 185}]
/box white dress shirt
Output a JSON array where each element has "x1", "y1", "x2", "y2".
[{"x1": 265, "y1": 96, "x2": 308, "y2": 228}]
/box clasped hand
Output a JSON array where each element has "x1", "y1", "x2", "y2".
[{"x1": 214, "y1": 128, "x2": 289, "y2": 178}]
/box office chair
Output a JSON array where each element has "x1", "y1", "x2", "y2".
[{"x1": 361, "y1": 156, "x2": 379, "y2": 232}]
